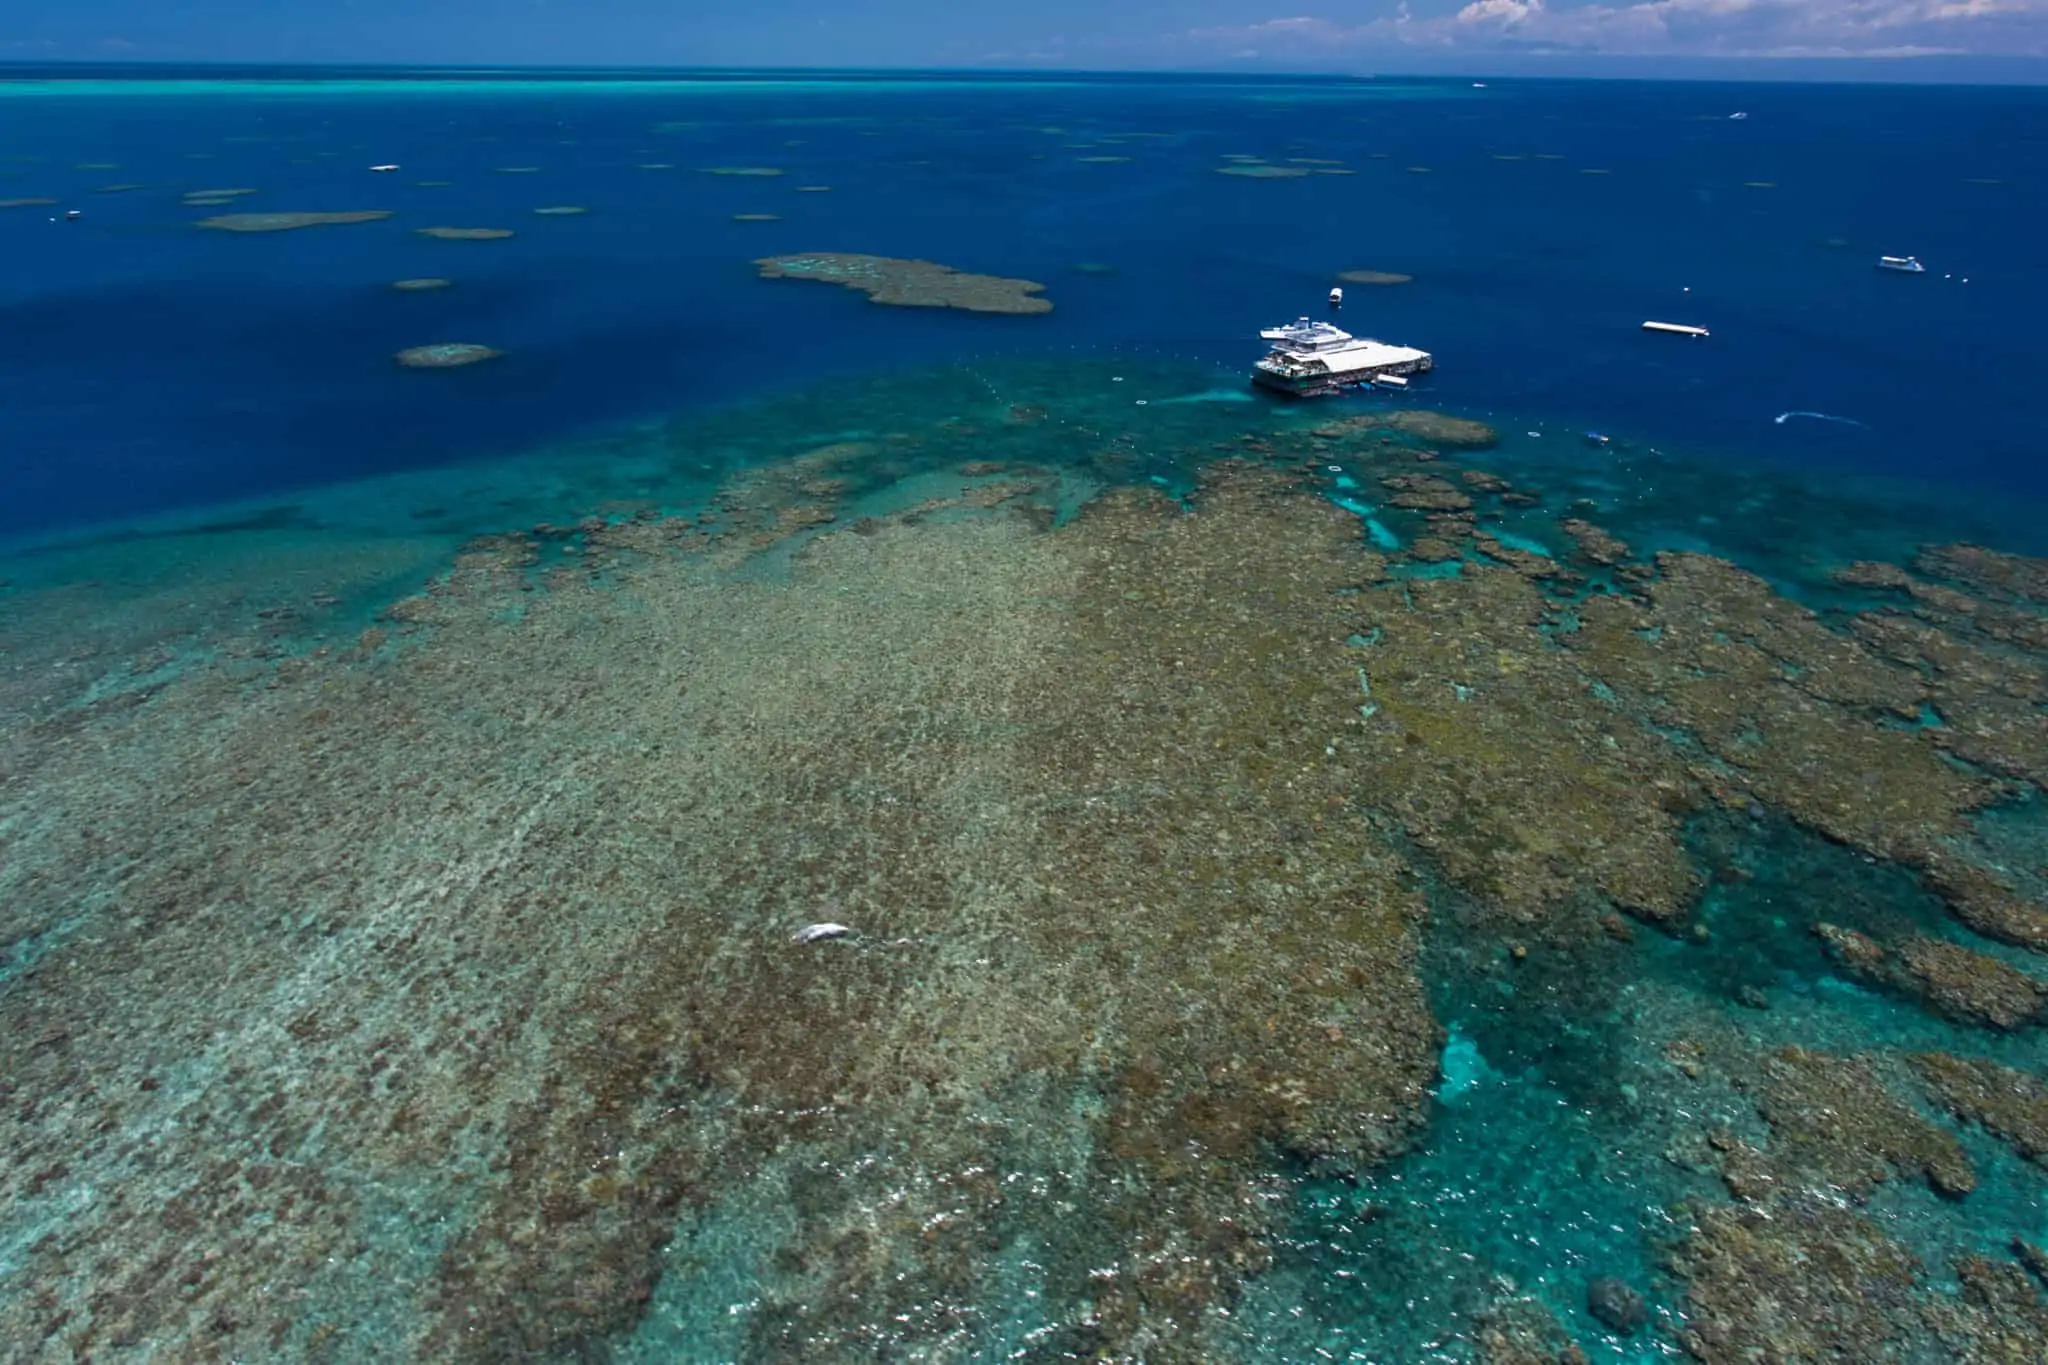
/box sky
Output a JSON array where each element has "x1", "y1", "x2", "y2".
[{"x1": 4, "y1": 0, "x2": 2047, "y2": 77}]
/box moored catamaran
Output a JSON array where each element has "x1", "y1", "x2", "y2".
[{"x1": 1251, "y1": 317, "x2": 1433, "y2": 397}]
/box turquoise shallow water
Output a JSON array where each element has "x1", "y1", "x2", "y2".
[{"x1": 2, "y1": 67, "x2": 2047, "y2": 1364}]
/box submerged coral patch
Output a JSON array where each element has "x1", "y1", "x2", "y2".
[
  {"x1": 699, "y1": 166, "x2": 785, "y2": 176},
  {"x1": 755, "y1": 252, "x2": 1052, "y2": 314},
  {"x1": 394, "y1": 342, "x2": 502, "y2": 368},
  {"x1": 1216, "y1": 163, "x2": 1310, "y2": 179},
  {"x1": 196, "y1": 210, "x2": 392, "y2": 232},
  {"x1": 416, "y1": 226, "x2": 514, "y2": 240},
  {"x1": 1337, "y1": 269, "x2": 1414, "y2": 286},
  {"x1": 731, "y1": 213, "x2": 781, "y2": 222},
  {"x1": 390, "y1": 277, "x2": 452, "y2": 291},
  {"x1": 532, "y1": 205, "x2": 587, "y2": 216},
  {"x1": 0, "y1": 197, "x2": 57, "y2": 208}
]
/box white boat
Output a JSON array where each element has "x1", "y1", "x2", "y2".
[
  {"x1": 1642, "y1": 320, "x2": 1710, "y2": 338},
  {"x1": 1877, "y1": 255, "x2": 1926, "y2": 273},
  {"x1": 1252, "y1": 317, "x2": 1432, "y2": 397},
  {"x1": 1329, "y1": 286, "x2": 1344, "y2": 307},
  {"x1": 369, "y1": 164, "x2": 400, "y2": 173}
]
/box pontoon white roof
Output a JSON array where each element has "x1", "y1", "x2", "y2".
[{"x1": 1265, "y1": 339, "x2": 1430, "y2": 374}]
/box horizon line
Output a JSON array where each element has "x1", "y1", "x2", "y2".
[{"x1": 3, "y1": 54, "x2": 2048, "y2": 89}]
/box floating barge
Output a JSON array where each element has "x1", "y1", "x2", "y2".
[
  {"x1": 1642, "y1": 320, "x2": 1710, "y2": 338},
  {"x1": 1252, "y1": 317, "x2": 1433, "y2": 397}
]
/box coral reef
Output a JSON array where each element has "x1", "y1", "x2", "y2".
[
  {"x1": 1215, "y1": 163, "x2": 1310, "y2": 178},
  {"x1": 416, "y1": 226, "x2": 515, "y2": 240},
  {"x1": 395, "y1": 343, "x2": 502, "y2": 368},
  {"x1": 1749, "y1": 1047, "x2": 1974, "y2": 1197},
  {"x1": 1671, "y1": 1197, "x2": 1932, "y2": 1361},
  {"x1": 1559, "y1": 517, "x2": 1630, "y2": 565},
  {"x1": 1346, "y1": 563, "x2": 1699, "y2": 926},
  {"x1": 1816, "y1": 922, "x2": 2046, "y2": 1029},
  {"x1": 5, "y1": 364, "x2": 2047, "y2": 1362},
  {"x1": 0, "y1": 453, "x2": 1433, "y2": 1362},
  {"x1": 532, "y1": 205, "x2": 586, "y2": 216},
  {"x1": 1380, "y1": 472, "x2": 1475, "y2": 512},
  {"x1": 1473, "y1": 1298, "x2": 1588, "y2": 1364},
  {"x1": 1336, "y1": 269, "x2": 1413, "y2": 285},
  {"x1": 391, "y1": 277, "x2": 452, "y2": 291},
  {"x1": 755, "y1": 252, "x2": 1053, "y2": 315},
  {"x1": 1585, "y1": 1276, "x2": 1648, "y2": 1335},
  {"x1": 196, "y1": 210, "x2": 391, "y2": 232},
  {"x1": 1911, "y1": 1052, "x2": 2048, "y2": 1165},
  {"x1": 1384, "y1": 411, "x2": 1500, "y2": 447}
]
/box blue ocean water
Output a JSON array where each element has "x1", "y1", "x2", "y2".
[
  {"x1": 1, "y1": 68, "x2": 2045, "y2": 539},
  {"x1": 4, "y1": 67, "x2": 2048, "y2": 1363}
]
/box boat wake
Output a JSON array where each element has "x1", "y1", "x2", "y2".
[{"x1": 1774, "y1": 410, "x2": 1866, "y2": 428}]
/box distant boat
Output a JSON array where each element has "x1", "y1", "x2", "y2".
[
  {"x1": 369, "y1": 164, "x2": 400, "y2": 173},
  {"x1": 1877, "y1": 255, "x2": 1926, "y2": 273},
  {"x1": 1585, "y1": 431, "x2": 1612, "y2": 447},
  {"x1": 1729, "y1": 112, "x2": 1749, "y2": 121},
  {"x1": 1642, "y1": 320, "x2": 1710, "y2": 338},
  {"x1": 1329, "y1": 286, "x2": 1344, "y2": 307},
  {"x1": 1472, "y1": 82, "x2": 1487, "y2": 89}
]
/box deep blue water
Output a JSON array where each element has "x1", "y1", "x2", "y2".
[{"x1": 2, "y1": 68, "x2": 2046, "y2": 538}]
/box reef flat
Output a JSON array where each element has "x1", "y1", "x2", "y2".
[
  {"x1": 1, "y1": 360, "x2": 2045, "y2": 1362},
  {"x1": 1215, "y1": 163, "x2": 1311, "y2": 179},
  {"x1": 1337, "y1": 269, "x2": 1414, "y2": 286},
  {"x1": 755, "y1": 252, "x2": 1053, "y2": 314},
  {"x1": 195, "y1": 210, "x2": 391, "y2": 232},
  {"x1": 415, "y1": 226, "x2": 515, "y2": 241},
  {"x1": 394, "y1": 343, "x2": 501, "y2": 368}
]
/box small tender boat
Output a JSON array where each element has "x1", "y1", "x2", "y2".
[
  {"x1": 63, "y1": 209, "x2": 81, "y2": 221},
  {"x1": 1585, "y1": 431, "x2": 1612, "y2": 447},
  {"x1": 1877, "y1": 255, "x2": 1925, "y2": 273},
  {"x1": 369, "y1": 164, "x2": 400, "y2": 173},
  {"x1": 1729, "y1": 112, "x2": 1749, "y2": 121},
  {"x1": 1329, "y1": 286, "x2": 1344, "y2": 307}
]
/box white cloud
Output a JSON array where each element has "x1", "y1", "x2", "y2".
[{"x1": 1187, "y1": 0, "x2": 2048, "y2": 58}]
